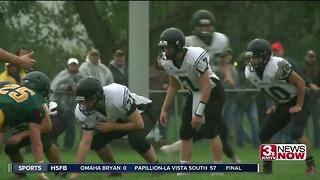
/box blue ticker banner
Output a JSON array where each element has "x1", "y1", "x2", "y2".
[{"x1": 9, "y1": 163, "x2": 259, "y2": 173}]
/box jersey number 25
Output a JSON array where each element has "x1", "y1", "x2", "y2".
[{"x1": 0, "y1": 84, "x2": 35, "y2": 103}]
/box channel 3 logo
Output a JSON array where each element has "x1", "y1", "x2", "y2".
[
  {"x1": 260, "y1": 144, "x2": 306, "y2": 160},
  {"x1": 260, "y1": 144, "x2": 277, "y2": 160}
]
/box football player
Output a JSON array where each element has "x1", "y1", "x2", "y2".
[
  {"x1": 244, "y1": 38, "x2": 316, "y2": 175},
  {"x1": 70, "y1": 77, "x2": 159, "y2": 179},
  {"x1": 186, "y1": 9, "x2": 229, "y2": 65},
  {"x1": 185, "y1": 9, "x2": 234, "y2": 84},
  {"x1": 3, "y1": 101, "x2": 67, "y2": 179},
  {"x1": 0, "y1": 71, "x2": 52, "y2": 180},
  {"x1": 160, "y1": 10, "x2": 240, "y2": 163},
  {"x1": 158, "y1": 27, "x2": 224, "y2": 171}
]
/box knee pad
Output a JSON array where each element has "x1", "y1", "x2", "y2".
[
  {"x1": 128, "y1": 136, "x2": 150, "y2": 154},
  {"x1": 179, "y1": 123, "x2": 193, "y2": 140}
]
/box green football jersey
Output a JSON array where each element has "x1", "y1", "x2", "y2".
[{"x1": 0, "y1": 84, "x2": 47, "y2": 128}]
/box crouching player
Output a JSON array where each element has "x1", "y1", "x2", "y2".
[
  {"x1": 4, "y1": 101, "x2": 67, "y2": 179},
  {"x1": 244, "y1": 38, "x2": 317, "y2": 174},
  {"x1": 70, "y1": 77, "x2": 159, "y2": 179},
  {"x1": 0, "y1": 71, "x2": 53, "y2": 179}
]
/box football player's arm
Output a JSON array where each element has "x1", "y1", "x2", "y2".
[
  {"x1": 28, "y1": 122, "x2": 44, "y2": 163},
  {"x1": 76, "y1": 129, "x2": 94, "y2": 163},
  {"x1": 199, "y1": 70, "x2": 213, "y2": 104},
  {"x1": 159, "y1": 76, "x2": 180, "y2": 127},
  {"x1": 0, "y1": 48, "x2": 35, "y2": 69},
  {"x1": 161, "y1": 75, "x2": 180, "y2": 112},
  {"x1": 289, "y1": 71, "x2": 306, "y2": 108},
  {"x1": 193, "y1": 51, "x2": 212, "y2": 118},
  {"x1": 12, "y1": 104, "x2": 52, "y2": 142},
  {"x1": 191, "y1": 70, "x2": 212, "y2": 128},
  {"x1": 30, "y1": 123, "x2": 50, "y2": 180},
  {"x1": 70, "y1": 129, "x2": 93, "y2": 179},
  {"x1": 39, "y1": 104, "x2": 52, "y2": 133}
]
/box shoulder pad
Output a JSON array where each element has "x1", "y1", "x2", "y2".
[{"x1": 275, "y1": 59, "x2": 292, "y2": 80}]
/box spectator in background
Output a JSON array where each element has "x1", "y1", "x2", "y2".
[
  {"x1": 0, "y1": 63, "x2": 25, "y2": 84},
  {"x1": 216, "y1": 48, "x2": 240, "y2": 145},
  {"x1": 271, "y1": 42, "x2": 294, "y2": 144},
  {"x1": 302, "y1": 50, "x2": 320, "y2": 149},
  {"x1": 272, "y1": 42, "x2": 302, "y2": 74},
  {"x1": 271, "y1": 42, "x2": 284, "y2": 57},
  {"x1": 0, "y1": 48, "x2": 35, "y2": 69},
  {"x1": 79, "y1": 48, "x2": 114, "y2": 86},
  {"x1": 108, "y1": 50, "x2": 128, "y2": 87},
  {"x1": 50, "y1": 58, "x2": 84, "y2": 150},
  {"x1": 235, "y1": 52, "x2": 260, "y2": 148}
]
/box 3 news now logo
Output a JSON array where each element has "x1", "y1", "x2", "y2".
[{"x1": 260, "y1": 144, "x2": 306, "y2": 160}]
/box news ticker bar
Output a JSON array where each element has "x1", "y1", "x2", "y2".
[{"x1": 8, "y1": 163, "x2": 259, "y2": 173}]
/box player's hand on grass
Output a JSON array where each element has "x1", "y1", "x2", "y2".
[
  {"x1": 289, "y1": 105, "x2": 302, "y2": 113},
  {"x1": 96, "y1": 121, "x2": 114, "y2": 133},
  {"x1": 38, "y1": 173, "x2": 49, "y2": 180},
  {"x1": 266, "y1": 105, "x2": 277, "y2": 115},
  {"x1": 69, "y1": 172, "x2": 79, "y2": 179}
]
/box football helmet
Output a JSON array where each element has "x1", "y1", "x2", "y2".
[
  {"x1": 20, "y1": 71, "x2": 51, "y2": 100},
  {"x1": 76, "y1": 76, "x2": 104, "y2": 115},
  {"x1": 158, "y1": 27, "x2": 185, "y2": 60},
  {"x1": 245, "y1": 38, "x2": 272, "y2": 72},
  {"x1": 191, "y1": 9, "x2": 216, "y2": 38}
]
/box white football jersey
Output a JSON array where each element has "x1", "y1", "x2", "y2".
[
  {"x1": 185, "y1": 32, "x2": 229, "y2": 70},
  {"x1": 75, "y1": 83, "x2": 152, "y2": 130},
  {"x1": 161, "y1": 47, "x2": 219, "y2": 93},
  {"x1": 245, "y1": 56, "x2": 297, "y2": 103}
]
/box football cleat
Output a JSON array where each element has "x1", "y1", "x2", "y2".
[
  {"x1": 305, "y1": 167, "x2": 317, "y2": 175},
  {"x1": 231, "y1": 156, "x2": 241, "y2": 163},
  {"x1": 177, "y1": 172, "x2": 189, "y2": 176},
  {"x1": 160, "y1": 144, "x2": 178, "y2": 162}
]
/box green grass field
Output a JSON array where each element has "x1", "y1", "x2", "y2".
[
  {"x1": 0, "y1": 140, "x2": 319, "y2": 180},
  {"x1": 1, "y1": 114, "x2": 319, "y2": 180}
]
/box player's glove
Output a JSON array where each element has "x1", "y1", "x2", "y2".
[{"x1": 49, "y1": 101, "x2": 58, "y2": 116}]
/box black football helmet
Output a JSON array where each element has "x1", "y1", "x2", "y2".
[
  {"x1": 20, "y1": 71, "x2": 51, "y2": 101},
  {"x1": 158, "y1": 27, "x2": 185, "y2": 61},
  {"x1": 76, "y1": 76, "x2": 104, "y2": 115},
  {"x1": 191, "y1": 9, "x2": 216, "y2": 38},
  {"x1": 245, "y1": 38, "x2": 272, "y2": 72}
]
